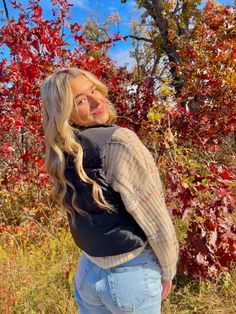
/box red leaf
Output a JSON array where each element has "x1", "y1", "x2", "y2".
[
  {"x1": 219, "y1": 169, "x2": 234, "y2": 180},
  {"x1": 35, "y1": 159, "x2": 44, "y2": 170}
]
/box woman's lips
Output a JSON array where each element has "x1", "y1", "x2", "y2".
[{"x1": 93, "y1": 107, "x2": 105, "y2": 115}]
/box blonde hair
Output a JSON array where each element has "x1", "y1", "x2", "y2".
[{"x1": 41, "y1": 67, "x2": 117, "y2": 221}]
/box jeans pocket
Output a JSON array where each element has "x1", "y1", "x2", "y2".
[{"x1": 107, "y1": 262, "x2": 149, "y2": 312}]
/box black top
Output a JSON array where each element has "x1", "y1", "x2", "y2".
[{"x1": 64, "y1": 124, "x2": 147, "y2": 256}]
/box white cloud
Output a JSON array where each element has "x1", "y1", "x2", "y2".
[
  {"x1": 110, "y1": 49, "x2": 136, "y2": 72},
  {"x1": 68, "y1": 0, "x2": 91, "y2": 12}
]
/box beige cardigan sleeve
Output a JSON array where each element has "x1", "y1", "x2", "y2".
[{"x1": 102, "y1": 127, "x2": 179, "y2": 281}]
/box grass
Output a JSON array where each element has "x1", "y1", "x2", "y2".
[
  {"x1": 0, "y1": 224, "x2": 235, "y2": 313},
  {"x1": 163, "y1": 272, "x2": 236, "y2": 313},
  {"x1": 0, "y1": 226, "x2": 78, "y2": 313}
]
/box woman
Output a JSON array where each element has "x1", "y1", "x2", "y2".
[{"x1": 41, "y1": 67, "x2": 179, "y2": 314}]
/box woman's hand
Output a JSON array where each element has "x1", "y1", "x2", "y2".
[{"x1": 161, "y1": 279, "x2": 172, "y2": 301}]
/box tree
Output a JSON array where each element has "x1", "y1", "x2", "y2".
[
  {"x1": 0, "y1": 0, "x2": 132, "y2": 188},
  {"x1": 125, "y1": 0, "x2": 236, "y2": 280},
  {"x1": 176, "y1": 0, "x2": 236, "y2": 146},
  {"x1": 0, "y1": 0, "x2": 235, "y2": 281},
  {"x1": 121, "y1": 0, "x2": 202, "y2": 97}
]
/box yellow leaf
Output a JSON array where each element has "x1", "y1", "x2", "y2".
[{"x1": 165, "y1": 128, "x2": 174, "y2": 142}]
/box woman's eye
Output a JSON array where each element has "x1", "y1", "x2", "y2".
[{"x1": 77, "y1": 98, "x2": 87, "y2": 105}]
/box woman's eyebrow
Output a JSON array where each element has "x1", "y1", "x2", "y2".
[{"x1": 74, "y1": 84, "x2": 95, "y2": 100}]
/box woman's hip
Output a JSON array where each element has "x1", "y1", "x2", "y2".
[{"x1": 74, "y1": 244, "x2": 162, "y2": 313}]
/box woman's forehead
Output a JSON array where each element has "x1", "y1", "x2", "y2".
[{"x1": 69, "y1": 75, "x2": 94, "y2": 95}]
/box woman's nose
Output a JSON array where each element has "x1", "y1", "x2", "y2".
[{"x1": 88, "y1": 95, "x2": 100, "y2": 108}]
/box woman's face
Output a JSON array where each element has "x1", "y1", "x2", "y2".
[{"x1": 69, "y1": 75, "x2": 109, "y2": 127}]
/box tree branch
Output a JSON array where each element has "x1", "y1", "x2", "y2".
[
  {"x1": 2, "y1": 0, "x2": 9, "y2": 19},
  {"x1": 100, "y1": 34, "x2": 153, "y2": 45}
]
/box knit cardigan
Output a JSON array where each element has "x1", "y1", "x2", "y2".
[{"x1": 81, "y1": 127, "x2": 179, "y2": 281}]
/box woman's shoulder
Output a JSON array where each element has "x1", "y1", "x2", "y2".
[
  {"x1": 78, "y1": 124, "x2": 141, "y2": 151},
  {"x1": 111, "y1": 127, "x2": 141, "y2": 145},
  {"x1": 105, "y1": 127, "x2": 148, "y2": 161},
  {"x1": 74, "y1": 124, "x2": 119, "y2": 146}
]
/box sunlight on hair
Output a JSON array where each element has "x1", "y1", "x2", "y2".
[{"x1": 41, "y1": 67, "x2": 117, "y2": 222}]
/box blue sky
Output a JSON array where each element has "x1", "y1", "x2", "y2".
[{"x1": 0, "y1": 0, "x2": 235, "y2": 69}]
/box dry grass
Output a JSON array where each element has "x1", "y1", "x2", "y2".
[
  {"x1": 163, "y1": 270, "x2": 236, "y2": 314},
  {"x1": 0, "y1": 227, "x2": 79, "y2": 314},
  {"x1": 0, "y1": 225, "x2": 235, "y2": 314}
]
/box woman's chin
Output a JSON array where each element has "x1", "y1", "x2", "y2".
[{"x1": 93, "y1": 113, "x2": 110, "y2": 125}]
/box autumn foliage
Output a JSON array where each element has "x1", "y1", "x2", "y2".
[
  {"x1": 0, "y1": 0, "x2": 133, "y2": 187},
  {"x1": 136, "y1": 0, "x2": 236, "y2": 280},
  {"x1": 163, "y1": 1, "x2": 236, "y2": 280},
  {"x1": 0, "y1": 0, "x2": 236, "y2": 281}
]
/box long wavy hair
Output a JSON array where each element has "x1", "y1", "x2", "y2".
[{"x1": 41, "y1": 67, "x2": 117, "y2": 221}]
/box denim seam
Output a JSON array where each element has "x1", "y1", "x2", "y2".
[
  {"x1": 107, "y1": 270, "x2": 118, "y2": 307},
  {"x1": 78, "y1": 263, "x2": 95, "y2": 290}
]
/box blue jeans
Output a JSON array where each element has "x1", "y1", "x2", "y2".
[{"x1": 74, "y1": 245, "x2": 162, "y2": 313}]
